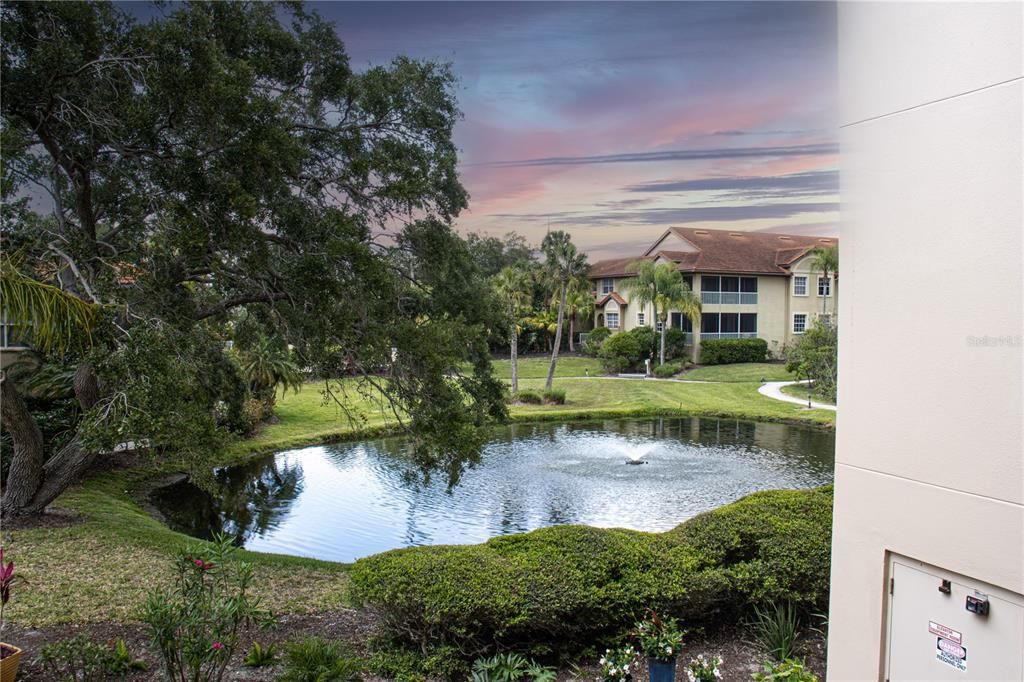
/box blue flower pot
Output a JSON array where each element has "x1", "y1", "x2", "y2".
[{"x1": 648, "y1": 657, "x2": 676, "y2": 682}]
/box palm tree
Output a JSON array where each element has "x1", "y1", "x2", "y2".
[
  {"x1": 564, "y1": 277, "x2": 593, "y2": 353},
  {"x1": 540, "y1": 231, "x2": 589, "y2": 390},
  {"x1": 620, "y1": 260, "x2": 701, "y2": 365},
  {"x1": 491, "y1": 264, "x2": 533, "y2": 394},
  {"x1": 809, "y1": 245, "x2": 839, "y2": 321},
  {"x1": 238, "y1": 336, "x2": 304, "y2": 405}
]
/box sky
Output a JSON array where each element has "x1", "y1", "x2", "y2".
[{"x1": 314, "y1": 2, "x2": 839, "y2": 259}]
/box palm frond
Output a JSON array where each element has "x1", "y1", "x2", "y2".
[{"x1": 0, "y1": 258, "x2": 97, "y2": 354}]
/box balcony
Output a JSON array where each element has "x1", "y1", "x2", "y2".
[
  {"x1": 700, "y1": 292, "x2": 758, "y2": 305},
  {"x1": 700, "y1": 331, "x2": 758, "y2": 341}
]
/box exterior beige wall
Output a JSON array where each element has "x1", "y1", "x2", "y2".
[{"x1": 829, "y1": 3, "x2": 1023, "y2": 680}]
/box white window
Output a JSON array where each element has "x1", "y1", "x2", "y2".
[
  {"x1": 793, "y1": 275, "x2": 808, "y2": 296},
  {"x1": 793, "y1": 313, "x2": 808, "y2": 334},
  {"x1": 636, "y1": 312, "x2": 646, "y2": 326},
  {"x1": 601, "y1": 278, "x2": 614, "y2": 295},
  {"x1": 819, "y1": 313, "x2": 833, "y2": 328},
  {"x1": 655, "y1": 320, "x2": 664, "y2": 332},
  {"x1": 0, "y1": 319, "x2": 29, "y2": 350},
  {"x1": 606, "y1": 311, "x2": 619, "y2": 329},
  {"x1": 818, "y1": 276, "x2": 831, "y2": 297}
]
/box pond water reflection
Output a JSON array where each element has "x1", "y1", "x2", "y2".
[{"x1": 150, "y1": 417, "x2": 835, "y2": 563}]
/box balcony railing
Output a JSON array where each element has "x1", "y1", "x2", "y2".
[
  {"x1": 700, "y1": 331, "x2": 758, "y2": 341},
  {"x1": 700, "y1": 292, "x2": 758, "y2": 305}
]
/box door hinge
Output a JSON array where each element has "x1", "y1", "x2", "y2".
[{"x1": 889, "y1": 577, "x2": 894, "y2": 595}]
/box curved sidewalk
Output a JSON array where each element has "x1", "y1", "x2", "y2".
[{"x1": 758, "y1": 380, "x2": 837, "y2": 411}]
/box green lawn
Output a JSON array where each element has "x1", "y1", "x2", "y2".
[
  {"x1": 488, "y1": 355, "x2": 603, "y2": 379},
  {"x1": 681, "y1": 362, "x2": 795, "y2": 382},
  {"x1": 5, "y1": 355, "x2": 832, "y2": 626},
  {"x1": 781, "y1": 381, "x2": 836, "y2": 405}
]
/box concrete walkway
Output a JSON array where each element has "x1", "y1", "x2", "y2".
[{"x1": 758, "y1": 380, "x2": 837, "y2": 411}]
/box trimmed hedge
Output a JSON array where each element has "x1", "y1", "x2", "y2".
[
  {"x1": 542, "y1": 388, "x2": 566, "y2": 405},
  {"x1": 581, "y1": 327, "x2": 612, "y2": 356},
  {"x1": 598, "y1": 327, "x2": 656, "y2": 373},
  {"x1": 699, "y1": 338, "x2": 769, "y2": 365},
  {"x1": 652, "y1": 362, "x2": 682, "y2": 378},
  {"x1": 349, "y1": 486, "x2": 833, "y2": 659}
]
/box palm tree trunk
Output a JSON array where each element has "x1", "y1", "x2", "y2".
[
  {"x1": 545, "y1": 282, "x2": 568, "y2": 390},
  {"x1": 510, "y1": 324, "x2": 519, "y2": 394},
  {"x1": 659, "y1": 316, "x2": 667, "y2": 365},
  {"x1": 822, "y1": 270, "x2": 828, "y2": 317},
  {"x1": 568, "y1": 315, "x2": 575, "y2": 353}
]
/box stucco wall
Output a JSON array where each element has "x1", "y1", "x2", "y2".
[{"x1": 829, "y1": 2, "x2": 1023, "y2": 680}]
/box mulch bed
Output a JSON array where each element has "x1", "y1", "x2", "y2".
[{"x1": 3, "y1": 612, "x2": 827, "y2": 681}]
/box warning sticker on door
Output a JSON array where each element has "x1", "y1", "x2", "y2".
[
  {"x1": 936, "y1": 637, "x2": 967, "y2": 672},
  {"x1": 929, "y1": 621, "x2": 962, "y2": 644}
]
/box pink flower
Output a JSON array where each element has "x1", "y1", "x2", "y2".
[{"x1": 212, "y1": 641, "x2": 224, "y2": 651}]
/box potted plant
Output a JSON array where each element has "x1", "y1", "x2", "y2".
[
  {"x1": 600, "y1": 645, "x2": 641, "y2": 682},
  {"x1": 634, "y1": 610, "x2": 685, "y2": 682},
  {"x1": 0, "y1": 549, "x2": 25, "y2": 682}
]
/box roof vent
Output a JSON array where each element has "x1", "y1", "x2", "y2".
[
  {"x1": 694, "y1": 229, "x2": 709, "y2": 235},
  {"x1": 818, "y1": 238, "x2": 833, "y2": 244},
  {"x1": 729, "y1": 232, "x2": 743, "y2": 237},
  {"x1": 778, "y1": 236, "x2": 793, "y2": 241}
]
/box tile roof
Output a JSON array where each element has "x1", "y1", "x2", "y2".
[
  {"x1": 589, "y1": 227, "x2": 836, "y2": 278},
  {"x1": 595, "y1": 291, "x2": 628, "y2": 306}
]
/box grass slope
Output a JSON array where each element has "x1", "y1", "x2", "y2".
[{"x1": 4, "y1": 357, "x2": 831, "y2": 626}]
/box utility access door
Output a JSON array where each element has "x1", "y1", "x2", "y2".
[{"x1": 885, "y1": 556, "x2": 1024, "y2": 681}]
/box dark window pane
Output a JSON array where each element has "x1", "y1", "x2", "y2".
[
  {"x1": 683, "y1": 275, "x2": 694, "y2": 290},
  {"x1": 721, "y1": 277, "x2": 740, "y2": 292},
  {"x1": 701, "y1": 313, "x2": 719, "y2": 332},
  {"x1": 702, "y1": 276, "x2": 720, "y2": 292},
  {"x1": 741, "y1": 277, "x2": 758, "y2": 292},
  {"x1": 740, "y1": 313, "x2": 758, "y2": 333},
  {"x1": 720, "y1": 313, "x2": 739, "y2": 333},
  {"x1": 681, "y1": 315, "x2": 692, "y2": 332}
]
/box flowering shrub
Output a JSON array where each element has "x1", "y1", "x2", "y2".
[
  {"x1": 633, "y1": 610, "x2": 685, "y2": 661},
  {"x1": 142, "y1": 536, "x2": 273, "y2": 682},
  {"x1": 600, "y1": 646, "x2": 640, "y2": 682},
  {"x1": 0, "y1": 548, "x2": 26, "y2": 632},
  {"x1": 686, "y1": 654, "x2": 722, "y2": 682}
]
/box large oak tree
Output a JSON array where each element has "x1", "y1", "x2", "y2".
[{"x1": 0, "y1": 1, "x2": 506, "y2": 515}]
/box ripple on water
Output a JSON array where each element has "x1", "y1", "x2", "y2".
[{"x1": 150, "y1": 417, "x2": 835, "y2": 563}]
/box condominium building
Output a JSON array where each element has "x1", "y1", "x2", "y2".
[{"x1": 588, "y1": 227, "x2": 837, "y2": 357}]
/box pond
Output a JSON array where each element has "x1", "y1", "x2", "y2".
[{"x1": 150, "y1": 417, "x2": 835, "y2": 563}]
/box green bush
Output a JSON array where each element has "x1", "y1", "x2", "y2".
[
  {"x1": 244, "y1": 641, "x2": 277, "y2": 667},
  {"x1": 142, "y1": 536, "x2": 273, "y2": 682},
  {"x1": 752, "y1": 658, "x2": 819, "y2": 682},
  {"x1": 699, "y1": 338, "x2": 768, "y2": 365},
  {"x1": 349, "y1": 486, "x2": 833, "y2": 659},
  {"x1": 516, "y1": 390, "x2": 543, "y2": 404},
  {"x1": 471, "y1": 652, "x2": 557, "y2": 682},
  {"x1": 39, "y1": 635, "x2": 148, "y2": 681},
  {"x1": 542, "y1": 388, "x2": 566, "y2": 405},
  {"x1": 581, "y1": 327, "x2": 612, "y2": 356},
  {"x1": 599, "y1": 327, "x2": 656, "y2": 372},
  {"x1": 663, "y1": 327, "x2": 688, "y2": 360},
  {"x1": 652, "y1": 363, "x2": 682, "y2": 378},
  {"x1": 280, "y1": 637, "x2": 363, "y2": 682}
]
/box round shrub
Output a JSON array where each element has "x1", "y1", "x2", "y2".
[
  {"x1": 542, "y1": 388, "x2": 566, "y2": 405},
  {"x1": 515, "y1": 390, "x2": 543, "y2": 404},
  {"x1": 349, "y1": 486, "x2": 834, "y2": 659},
  {"x1": 599, "y1": 327, "x2": 656, "y2": 373},
  {"x1": 581, "y1": 327, "x2": 612, "y2": 356},
  {"x1": 652, "y1": 363, "x2": 681, "y2": 379},
  {"x1": 662, "y1": 327, "x2": 688, "y2": 360}
]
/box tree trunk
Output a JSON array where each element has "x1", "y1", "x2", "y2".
[
  {"x1": 1, "y1": 363, "x2": 101, "y2": 516},
  {"x1": 822, "y1": 270, "x2": 828, "y2": 317},
  {"x1": 659, "y1": 316, "x2": 667, "y2": 365},
  {"x1": 0, "y1": 377, "x2": 46, "y2": 513},
  {"x1": 545, "y1": 282, "x2": 568, "y2": 390},
  {"x1": 568, "y1": 315, "x2": 575, "y2": 353},
  {"x1": 510, "y1": 324, "x2": 519, "y2": 395}
]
